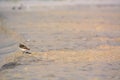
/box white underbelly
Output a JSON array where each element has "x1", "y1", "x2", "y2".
[{"x1": 19, "y1": 48, "x2": 26, "y2": 51}]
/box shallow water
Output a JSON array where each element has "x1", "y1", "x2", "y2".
[{"x1": 0, "y1": 5, "x2": 120, "y2": 52}]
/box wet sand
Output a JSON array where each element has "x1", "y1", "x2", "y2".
[
  {"x1": 0, "y1": 46, "x2": 120, "y2": 80},
  {"x1": 0, "y1": 3, "x2": 120, "y2": 80}
]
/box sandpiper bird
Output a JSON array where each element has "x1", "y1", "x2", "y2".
[{"x1": 19, "y1": 43, "x2": 31, "y2": 54}]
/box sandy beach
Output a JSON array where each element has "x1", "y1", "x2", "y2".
[{"x1": 0, "y1": 1, "x2": 120, "y2": 80}]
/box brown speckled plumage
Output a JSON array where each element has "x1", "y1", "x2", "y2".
[{"x1": 19, "y1": 43, "x2": 30, "y2": 50}]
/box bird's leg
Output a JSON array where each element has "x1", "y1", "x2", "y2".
[{"x1": 23, "y1": 51, "x2": 25, "y2": 54}]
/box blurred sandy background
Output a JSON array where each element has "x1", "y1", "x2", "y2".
[{"x1": 0, "y1": 0, "x2": 120, "y2": 80}]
